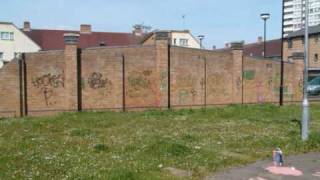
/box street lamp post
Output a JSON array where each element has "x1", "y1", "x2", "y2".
[
  {"x1": 198, "y1": 35, "x2": 205, "y2": 49},
  {"x1": 260, "y1": 13, "x2": 270, "y2": 58},
  {"x1": 302, "y1": 0, "x2": 310, "y2": 141}
]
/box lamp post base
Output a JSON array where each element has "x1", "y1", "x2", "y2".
[{"x1": 302, "y1": 98, "x2": 309, "y2": 141}]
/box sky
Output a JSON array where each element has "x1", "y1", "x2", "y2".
[{"x1": 1, "y1": 0, "x2": 282, "y2": 48}]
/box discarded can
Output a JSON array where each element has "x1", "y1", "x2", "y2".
[{"x1": 273, "y1": 147, "x2": 284, "y2": 166}]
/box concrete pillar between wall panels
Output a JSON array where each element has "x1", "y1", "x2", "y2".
[
  {"x1": 230, "y1": 42, "x2": 244, "y2": 104},
  {"x1": 155, "y1": 32, "x2": 170, "y2": 109},
  {"x1": 64, "y1": 33, "x2": 80, "y2": 112},
  {"x1": 292, "y1": 52, "x2": 305, "y2": 101}
]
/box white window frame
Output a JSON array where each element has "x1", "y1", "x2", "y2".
[
  {"x1": 179, "y1": 39, "x2": 188, "y2": 47},
  {"x1": 0, "y1": 32, "x2": 14, "y2": 41}
]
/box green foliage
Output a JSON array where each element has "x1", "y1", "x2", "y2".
[
  {"x1": 146, "y1": 138, "x2": 192, "y2": 157},
  {"x1": 0, "y1": 104, "x2": 320, "y2": 179},
  {"x1": 93, "y1": 144, "x2": 109, "y2": 152},
  {"x1": 69, "y1": 128, "x2": 92, "y2": 137}
]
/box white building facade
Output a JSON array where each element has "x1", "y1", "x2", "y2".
[
  {"x1": 284, "y1": 0, "x2": 320, "y2": 36},
  {"x1": 142, "y1": 30, "x2": 201, "y2": 49},
  {"x1": 0, "y1": 22, "x2": 40, "y2": 68}
]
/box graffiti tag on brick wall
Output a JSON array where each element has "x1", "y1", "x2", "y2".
[
  {"x1": 243, "y1": 70, "x2": 256, "y2": 80},
  {"x1": 179, "y1": 75, "x2": 197, "y2": 87},
  {"x1": 256, "y1": 81, "x2": 264, "y2": 103},
  {"x1": 32, "y1": 72, "x2": 64, "y2": 106},
  {"x1": 127, "y1": 70, "x2": 152, "y2": 98},
  {"x1": 236, "y1": 77, "x2": 242, "y2": 91},
  {"x1": 178, "y1": 89, "x2": 189, "y2": 104},
  {"x1": 266, "y1": 63, "x2": 273, "y2": 72},
  {"x1": 207, "y1": 74, "x2": 229, "y2": 98},
  {"x1": 88, "y1": 72, "x2": 112, "y2": 89},
  {"x1": 160, "y1": 71, "x2": 168, "y2": 92}
]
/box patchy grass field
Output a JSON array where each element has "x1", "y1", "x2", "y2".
[{"x1": 1, "y1": 104, "x2": 320, "y2": 179}]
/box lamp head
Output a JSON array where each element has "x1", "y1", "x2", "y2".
[
  {"x1": 261, "y1": 13, "x2": 270, "y2": 20},
  {"x1": 198, "y1": 35, "x2": 205, "y2": 40}
]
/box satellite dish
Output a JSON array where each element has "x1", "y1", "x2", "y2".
[{"x1": 0, "y1": 60, "x2": 3, "y2": 69}]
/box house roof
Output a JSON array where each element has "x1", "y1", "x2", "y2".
[
  {"x1": 243, "y1": 39, "x2": 282, "y2": 58},
  {"x1": 0, "y1": 22, "x2": 13, "y2": 25},
  {"x1": 217, "y1": 39, "x2": 282, "y2": 58},
  {"x1": 287, "y1": 25, "x2": 320, "y2": 39},
  {"x1": 23, "y1": 29, "x2": 143, "y2": 50}
]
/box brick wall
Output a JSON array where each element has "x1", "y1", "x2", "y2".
[
  {"x1": 0, "y1": 40, "x2": 304, "y2": 117},
  {"x1": 25, "y1": 51, "x2": 66, "y2": 116},
  {"x1": 0, "y1": 60, "x2": 19, "y2": 117}
]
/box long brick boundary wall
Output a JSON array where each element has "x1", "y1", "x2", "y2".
[{"x1": 0, "y1": 39, "x2": 304, "y2": 117}]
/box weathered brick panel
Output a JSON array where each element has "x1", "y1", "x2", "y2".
[
  {"x1": 170, "y1": 47, "x2": 206, "y2": 107},
  {"x1": 124, "y1": 46, "x2": 158, "y2": 109},
  {"x1": 206, "y1": 51, "x2": 234, "y2": 105},
  {"x1": 283, "y1": 60, "x2": 303, "y2": 102},
  {"x1": 243, "y1": 57, "x2": 302, "y2": 103},
  {"x1": 25, "y1": 51, "x2": 66, "y2": 116},
  {"x1": 0, "y1": 60, "x2": 19, "y2": 117},
  {"x1": 170, "y1": 47, "x2": 235, "y2": 106},
  {"x1": 81, "y1": 48, "x2": 124, "y2": 110}
]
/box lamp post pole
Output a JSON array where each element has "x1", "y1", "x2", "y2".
[
  {"x1": 261, "y1": 13, "x2": 270, "y2": 58},
  {"x1": 302, "y1": 0, "x2": 310, "y2": 141},
  {"x1": 280, "y1": 0, "x2": 285, "y2": 106}
]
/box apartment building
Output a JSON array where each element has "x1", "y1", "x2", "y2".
[{"x1": 284, "y1": 0, "x2": 320, "y2": 36}]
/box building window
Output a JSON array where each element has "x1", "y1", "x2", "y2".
[
  {"x1": 0, "y1": 32, "x2": 14, "y2": 40},
  {"x1": 315, "y1": 35, "x2": 320, "y2": 44},
  {"x1": 173, "y1": 38, "x2": 177, "y2": 45},
  {"x1": 0, "y1": 52, "x2": 3, "y2": 60},
  {"x1": 179, "y1": 39, "x2": 188, "y2": 46},
  {"x1": 314, "y1": 54, "x2": 319, "y2": 63},
  {"x1": 99, "y1": 42, "x2": 106, "y2": 46},
  {"x1": 288, "y1": 39, "x2": 293, "y2": 49}
]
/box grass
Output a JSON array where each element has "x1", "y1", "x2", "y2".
[{"x1": 0, "y1": 104, "x2": 320, "y2": 179}]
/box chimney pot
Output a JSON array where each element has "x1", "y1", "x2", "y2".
[
  {"x1": 64, "y1": 33, "x2": 80, "y2": 45},
  {"x1": 23, "y1": 21, "x2": 31, "y2": 32},
  {"x1": 230, "y1": 41, "x2": 244, "y2": 50},
  {"x1": 133, "y1": 24, "x2": 144, "y2": 36},
  {"x1": 80, "y1": 24, "x2": 92, "y2": 34}
]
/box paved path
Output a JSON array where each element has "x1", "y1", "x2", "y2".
[{"x1": 206, "y1": 152, "x2": 320, "y2": 180}]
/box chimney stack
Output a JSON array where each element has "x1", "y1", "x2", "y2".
[
  {"x1": 23, "y1": 21, "x2": 31, "y2": 32},
  {"x1": 80, "y1": 24, "x2": 92, "y2": 34},
  {"x1": 258, "y1": 36, "x2": 263, "y2": 43},
  {"x1": 133, "y1": 24, "x2": 144, "y2": 36}
]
